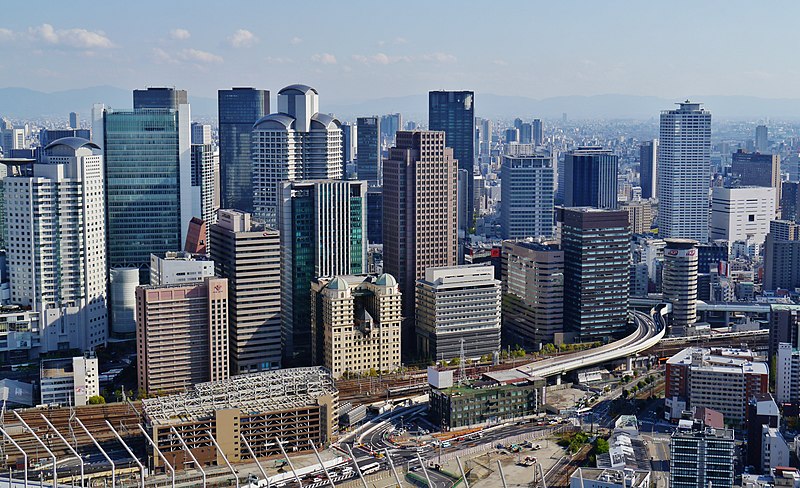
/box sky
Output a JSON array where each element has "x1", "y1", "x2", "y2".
[{"x1": 2, "y1": 0, "x2": 798, "y2": 104}]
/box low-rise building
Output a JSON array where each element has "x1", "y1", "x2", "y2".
[
  {"x1": 149, "y1": 251, "x2": 215, "y2": 286},
  {"x1": 0, "y1": 306, "x2": 40, "y2": 365},
  {"x1": 40, "y1": 354, "x2": 99, "y2": 406},
  {"x1": 570, "y1": 468, "x2": 650, "y2": 488},
  {"x1": 142, "y1": 367, "x2": 337, "y2": 469},
  {"x1": 428, "y1": 371, "x2": 545, "y2": 429},
  {"x1": 310, "y1": 274, "x2": 402, "y2": 379}
]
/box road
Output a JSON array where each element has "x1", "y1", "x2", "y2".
[{"x1": 515, "y1": 309, "x2": 665, "y2": 379}]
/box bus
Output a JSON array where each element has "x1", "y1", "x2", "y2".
[{"x1": 361, "y1": 462, "x2": 380, "y2": 475}]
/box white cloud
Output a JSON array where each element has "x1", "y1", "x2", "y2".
[
  {"x1": 29, "y1": 23, "x2": 114, "y2": 49},
  {"x1": 228, "y1": 29, "x2": 258, "y2": 48},
  {"x1": 393, "y1": 37, "x2": 408, "y2": 45},
  {"x1": 420, "y1": 52, "x2": 457, "y2": 63},
  {"x1": 153, "y1": 47, "x2": 223, "y2": 65},
  {"x1": 311, "y1": 53, "x2": 337, "y2": 65},
  {"x1": 352, "y1": 52, "x2": 455, "y2": 66},
  {"x1": 352, "y1": 53, "x2": 412, "y2": 65},
  {"x1": 180, "y1": 48, "x2": 223, "y2": 64},
  {"x1": 0, "y1": 28, "x2": 13, "y2": 42},
  {"x1": 152, "y1": 47, "x2": 177, "y2": 64},
  {"x1": 290, "y1": 36, "x2": 303, "y2": 45},
  {"x1": 266, "y1": 56, "x2": 295, "y2": 64},
  {"x1": 169, "y1": 28, "x2": 191, "y2": 40},
  {"x1": 493, "y1": 59, "x2": 508, "y2": 66}
]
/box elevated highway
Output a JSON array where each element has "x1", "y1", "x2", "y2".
[{"x1": 514, "y1": 307, "x2": 667, "y2": 379}]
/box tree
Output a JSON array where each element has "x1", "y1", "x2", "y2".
[
  {"x1": 88, "y1": 395, "x2": 105, "y2": 405},
  {"x1": 594, "y1": 438, "x2": 609, "y2": 454}
]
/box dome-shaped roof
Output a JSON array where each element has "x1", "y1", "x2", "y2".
[
  {"x1": 310, "y1": 113, "x2": 340, "y2": 131},
  {"x1": 253, "y1": 113, "x2": 296, "y2": 131},
  {"x1": 327, "y1": 277, "x2": 349, "y2": 291},
  {"x1": 278, "y1": 84, "x2": 318, "y2": 96},
  {"x1": 44, "y1": 137, "x2": 100, "y2": 152},
  {"x1": 375, "y1": 273, "x2": 397, "y2": 287}
]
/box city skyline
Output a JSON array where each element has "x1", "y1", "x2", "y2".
[{"x1": 1, "y1": 1, "x2": 799, "y2": 107}]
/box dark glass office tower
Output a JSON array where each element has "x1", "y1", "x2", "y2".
[
  {"x1": 560, "y1": 207, "x2": 630, "y2": 342},
  {"x1": 133, "y1": 87, "x2": 188, "y2": 109},
  {"x1": 429, "y1": 91, "x2": 475, "y2": 231},
  {"x1": 357, "y1": 116, "x2": 381, "y2": 186},
  {"x1": 640, "y1": 140, "x2": 657, "y2": 199},
  {"x1": 532, "y1": 119, "x2": 543, "y2": 146},
  {"x1": 367, "y1": 187, "x2": 383, "y2": 244},
  {"x1": 564, "y1": 147, "x2": 619, "y2": 210},
  {"x1": 218, "y1": 88, "x2": 270, "y2": 212}
]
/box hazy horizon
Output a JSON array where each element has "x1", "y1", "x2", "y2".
[{"x1": 2, "y1": 0, "x2": 798, "y2": 105}]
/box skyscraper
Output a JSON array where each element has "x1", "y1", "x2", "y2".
[
  {"x1": 341, "y1": 122, "x2": 356, "y2": 167},
  {"x1": 210, "y1": 210, "x2": 282, "y2": 373},
  {"x1": 501, "y1": 240, "x2": 564, "y2": 347},
  {"x1": 500, "y1": 150, "x2": 554, "y2": 239},
  {"x1": 416, "y1": 265, "x2": 501, "y2": 361},
  {"x1": 133, "y1": 87, "x2": 188, "y2": 109},
  {"x1": 356, "y1": 116, "x2": 381, "y2": 186},
  {"x1": 663, "y1": 239, "x2": 699, "y2": 336},
  {"x1": 782, "y1": 181, "x2": 800, "y2": 222},
  {"x1": 190, "y1": 125, "x2": 217, "y2": 242},
  {"x1": 560, "y1": 207, "x2": 630, "y2": 342},
  {"x1": 135, "y1": 277, "x2": 229, "y2": 394},
  {"x1": 218, "y1": 87, "x2": 270, "y2": 213},
  {"x1": 564, "y1": 147, "x2": 619, "y2": 210},
  {"x1": 251, "y1": 84, "x2": 343, "y2": 227},
  {"x1": 380, "y1": 113, "x2": 402, "y2": 142},
  {"x1": 95, "y1": 95, "x2": 197, "y2": 280},
  {"x1": 69, "y1": 112, "x2": 79, "y2": 129},
  {"x1": 429, "y1": 91, "x2": 474, "y2": 231},
  {"x1": 755, "y1": 124, "x2": 768, "y2": 153},
  {"x1": 730, "y1": 150, "x2": 781, "y2": 209},
  {"x1": 640, "y1": 139, "x2": 658, "y2": 200},
  {"x1": 657, "y1": 101, "x2": 712, "y2": 241},
  {"x1": 279, "y1": 180, "x2": 367, "y2": 365},
  {"x1": 383, "y1": 131, "x2": 458, "y2": 354},
  {"x1": 5, "y1": 137, "x2": 107, "y2": 353},
  {"x1": 519, "y1": 122, "x2": 533, "y2": 144},
  {"x1": 532, "y1": 119, "x2": 543, "y2": 146}
]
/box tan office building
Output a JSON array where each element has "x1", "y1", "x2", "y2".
[
  {"x1": 136, "y1": 277, "x2": 229, "y2": 394},
  {"x1": 310, "y1": 274, "x2": 402, "y2": 379}
]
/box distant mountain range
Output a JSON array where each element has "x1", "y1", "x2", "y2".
[
  {"x1": 0, "y1": 86, "x2": 217, "y2": 120},
  {"x1": 2, "y1": 86, "x2": 800, "y2": 121}
]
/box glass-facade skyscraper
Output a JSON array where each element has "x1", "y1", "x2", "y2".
[
  {"x1": 279, "y1": 179, "x2": 367, "y2": 365},
  {"x1": 564, "y1": 147, "x2": 619, "y2": 210},
  {"x1": 356, "y1": 116, "x2": 380, "y2": 186},
  {"x1": 429, "y1": 91, "x2": 475, "y2": 231},
  {"x1": 96, "y1": 102, "x2": 196, "y2": 281},
  {"x1": 218, "y1": 88, "x2": 270, "y2": 213}
]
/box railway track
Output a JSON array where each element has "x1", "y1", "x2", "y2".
[
  {"x1": 0, "y1": 401, "x2": 144, "y2": 464},
  {"x1": 545, "y1": 443, "x2": 591, "y2": 488}
]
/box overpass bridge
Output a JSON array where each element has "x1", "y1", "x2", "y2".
[{"x1": 514, "y1": 307, "x2": 668, "y2": 379}]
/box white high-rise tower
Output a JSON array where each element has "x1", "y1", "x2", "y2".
[
  {"x1": 5, "y1": 137, "x2": 108, "y2": 352},
  {"x1": 657, "y1": 101, "x2": 712, "y2": 242},
  {"x1": 251, "y1": 84, "x2": 343, "y2": 227}
]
